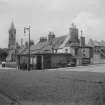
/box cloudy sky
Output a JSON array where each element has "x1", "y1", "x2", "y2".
[{"x1": 0, "y1": 0, "x2": 105, "y2": 48}]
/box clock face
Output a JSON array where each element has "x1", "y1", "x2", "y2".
[
  {"x1": 9, "y1": 32, "x2": 16, "y2": 49},
  {"x1": 10, "y1": 32, "x2": 16, "y2": 40}
]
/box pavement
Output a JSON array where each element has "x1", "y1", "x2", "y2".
[
  {"x1": 0, "y1": 64, "x2": 105, "y2": 73},
  {"x1": 0, "y1": 64, "x2": 16, "y2": 70},
  {"x1": 47, "y1": 64, "x2": 105, "y2": 73}
]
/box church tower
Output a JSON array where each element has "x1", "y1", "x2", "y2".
[
  {"x1": 8, "y1": 21, "x2": 16, "y2": 50},
  {"x1": 6, "y1": 21, "x2": 17, "y2": 62}
]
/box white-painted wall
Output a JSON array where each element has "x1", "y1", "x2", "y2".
[{"x1": 57, "y1": 47, "x2": 75, "y2": 55}]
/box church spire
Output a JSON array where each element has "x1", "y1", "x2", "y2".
[
  {"x1": 8, "y1": 19, "x2": 16, "y2": 50},
  {"x1": 9, "y1": 20, "x2": 16, "y2": 33},
  {"x1": 10, "y1": 20, "x2": 15, "y2": 29}
]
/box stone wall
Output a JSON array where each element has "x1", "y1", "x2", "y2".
[
  {"x1": 91, "y1": 53, "x2": 105, "y2": 64},
  {"x1": 51, "y1": 54, "x2": 72, "y2": 68}
]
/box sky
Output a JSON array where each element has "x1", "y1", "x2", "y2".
[{"x1": 0, "y1": 0, "x2": 105, "y2": 48}]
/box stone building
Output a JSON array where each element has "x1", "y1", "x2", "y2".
[{"x1": 17, "y1": 24, "x2": 92, "y2": 70}]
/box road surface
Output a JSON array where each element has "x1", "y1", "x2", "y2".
[{"x1": 0, "y1": 64, "x2": 105, "y2": 73}]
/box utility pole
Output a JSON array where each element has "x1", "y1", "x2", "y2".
[
  {"x1": 80, "y1": 30, "x2": 83, "y2": 47},
  {"x1": 24, "y1": 25, "x2": 31, "y2": 71}
]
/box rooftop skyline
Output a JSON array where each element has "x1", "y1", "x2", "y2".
[{"x1": 0, "y1": 0, "x2": 105, "y2": 48}]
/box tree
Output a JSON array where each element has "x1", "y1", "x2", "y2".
[{"x1": 0, "y1": 48, "x2": 8, "y2": 61}]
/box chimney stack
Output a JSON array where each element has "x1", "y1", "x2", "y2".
[
  {"x1": 80, "y1": 36, "x2": 85, "y2": 47},
  {"x1": 69, "y1": 23, "x2": 79, "y2": 43},
  {"x1": 40, "y1": 37, "x2": 47, "y2": 42},
  {"x1": 48, "y1": 32, "x2": 55, "y2": 41}
]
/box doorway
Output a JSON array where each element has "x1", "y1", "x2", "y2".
[{"x1": 36, "y1": 55, "x2": 42, "y2": 69}]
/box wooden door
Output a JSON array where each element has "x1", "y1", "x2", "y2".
[{"x1": 36, "y1": 55, "x2": 42, "y2": 69}]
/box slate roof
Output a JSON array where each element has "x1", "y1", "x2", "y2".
[
  {"x1": 20, "y1": 35, "x2": 67, "y2": 55},
  {"x1": 31, "y1": 35, "x2": 67, "y2": 53},
  {"x1": 17, "y1": 47, "x2": 27, "y2": 54},
  {"x1": 51, "y1": 35, "x2": 67, "y2": 49},
  {"x1": 66, "y1": 42, "x2": 80, "y2": 47}
]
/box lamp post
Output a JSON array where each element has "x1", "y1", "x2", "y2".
[{"x1": 24, "y1": 25, "x2": 31, "y2": 71}]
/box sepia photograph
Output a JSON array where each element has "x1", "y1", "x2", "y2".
[{"x1": 0, "y1": 0, "x2": 105, "y2": 105}]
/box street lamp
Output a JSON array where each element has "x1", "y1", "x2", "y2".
[{"x1": 24, "y1": 25, "x2": 31, "y2": 71}]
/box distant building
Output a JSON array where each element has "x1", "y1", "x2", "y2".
[
  {"x1": 6, "y1": 21, "x2": 17, "y2": 62},
  {"x1": 88, "y1": 39, "x2": 105, "y2": 64}
]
